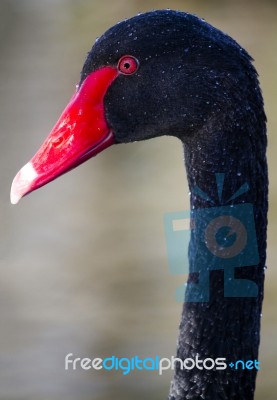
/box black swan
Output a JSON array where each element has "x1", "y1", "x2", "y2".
[{"x1": 10, "y1": 10, "x2": 267, "y2": 400}]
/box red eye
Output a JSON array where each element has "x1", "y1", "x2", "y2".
[{"x1": 118, "y1": 55, "x2": 139, "y2": 75}]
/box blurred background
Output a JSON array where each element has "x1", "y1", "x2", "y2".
[{"x1": 0, "y1": 0, "x2": 276, "y2": 399}]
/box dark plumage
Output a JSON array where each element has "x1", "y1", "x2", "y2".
[{"x1": 82, "y1": 11, "x2": 268, "y2": 399}]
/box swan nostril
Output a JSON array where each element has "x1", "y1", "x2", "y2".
[{"x1": 51, "y1": 136, "x2": 65, "y2": 148}]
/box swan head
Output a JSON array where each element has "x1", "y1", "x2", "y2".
[{"x1": 10, "y1": 10, "x2": 257, "y2": 204}]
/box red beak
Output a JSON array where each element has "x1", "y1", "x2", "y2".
[{"x1": 10, "y1": 66, "x2": 118, "y2": 204}]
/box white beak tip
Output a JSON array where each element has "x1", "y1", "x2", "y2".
[
  {"x1": 10, "y1": 162, "x2": 38, "y2": 205},
  {"x1": 10, "y1": 191, "x2": 21, "y2": 205}
]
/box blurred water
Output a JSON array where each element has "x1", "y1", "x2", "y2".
[{"x1": 0, "y1": 0, "x2": 276, "y2": 399}]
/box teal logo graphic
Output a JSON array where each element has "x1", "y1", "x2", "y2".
[{"x1": 164, "y1": 174, "x2": 259, "y2": 302}]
